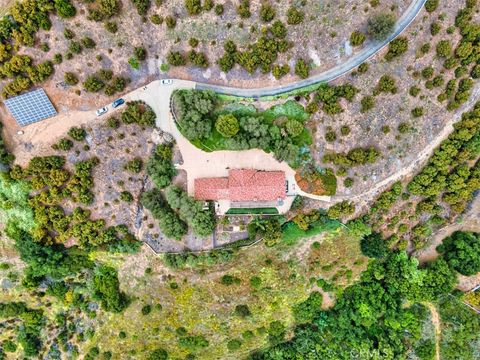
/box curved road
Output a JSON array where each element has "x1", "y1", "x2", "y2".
[{"x1": 196, "y1": 0, "x2": 427, "y2": 98}]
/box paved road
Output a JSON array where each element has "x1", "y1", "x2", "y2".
[{"x1": 196, "y1": 0, "x2": 427, "y2": 98}]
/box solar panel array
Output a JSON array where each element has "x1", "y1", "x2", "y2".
[{"x1": 4, "y1": 89, "x2": 57, "y2": 127}]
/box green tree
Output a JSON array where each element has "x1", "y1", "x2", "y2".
[
  {"x1": 215, "y1": 114, "x2": 239, "y2": 137},
  {"x1": 367, "y1": 13, "x2": 395, "y2": 40},
  {"x1": 437, "y1": 231, "x2": 480, "y2": 276}
]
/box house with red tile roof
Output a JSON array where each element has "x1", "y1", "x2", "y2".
[{"x1": 194, "y1": 169, "x2": 287, "y2": 213}]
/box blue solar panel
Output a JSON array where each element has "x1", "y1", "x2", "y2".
[{"x1": 4, "y1": 89, "x2": 57, "y2": 127}]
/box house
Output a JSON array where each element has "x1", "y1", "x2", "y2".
[{"x1": 194, "y1": 169, "x2": 287, "y2": 214}]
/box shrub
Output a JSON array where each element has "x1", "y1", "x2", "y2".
[
  {"x1": 124, "y1": 158, "x2": 143, "y2": 173},
  {"x1": 227, "y1": 339, "x2": 242, "y2": 351},
  {"x1": 120, "y1": 191, "x2": 133, "y2": 202},
  {"x1": 83, "y1": 75, "x2": 104, "y2": 92},
  {"x1": 148, "y1": 349, "x2": 168, "y2": 360},
  {"x1": 234, "y1": 304, "x2": 251, "y2": 317},
  {"x1": 437, "y1": 232, "x2": 480, "y2": 276},
  {"x1": 189, "y1": 37, "x2": 199, "y2": 47},
  {"x1": 270, "y1": 20, "x2": 287, "y2": 39},
  {"x1": 376, "y1": 74, "x2": 397, "y2": 94},
  {"x1": 409, "y1": 86, "x2": 420, "y2": 97},
  {"x1": 167, "y1": 51, "x2": 186, "y2": 66},
  {"x1": 150, "y1": 14, "x2": 162, "y2": 24},
  {"x1": 131, "y1": 0, "x2": 151, "y2": 15},
  {"x1": 361, "y1": 95, "x2": 374, "y2": 112},
  {"x1": 105, "y1": 21, "x2": 118, "y2": 33},
  {"x1": 165, "y1": 15, "x2": 177, "y2": 28},
  {"x1": 52, "y1": 138, "x2": 74, "y2": 151},
  {"x1": 344, "y1": 177, "x2": 354, "y2": 187},
  {"x1": 358, "y1": 62, "x2": 369, "y2": 73},
  {"x1": 69, "y1": 41, "x2": 82, "y2": 54},
  {"x1": 64, "y1": 72, "x2": 78, "y2": 85},
  {"x1": 188, "y1": 50, "x2": 208, "y2": 67},
  {"x1": 134, "y1": 47, "x2": 147, "y2": 61},
  {"x1": 325, "y1": 131, "x2": 336, "y2": 142},
  {"x1": 221, "y1": 274, "x2": 240, "y2": 286},
  {"x1": 425, "y1": 0, "x2": 439, "y2": 12},
  {"x1": 68, "y1": 127, "x2": 87, "y2": 141},
  {"x1": 215, "y1": 114, "x2": 239, "y2": 137},
  {"x1": 436, "y1": 40, "x2": 452, "y2": 57},
  {"x1": 287, "y1": 7, "x2": 304, "y2": 25},
  {"x1": 178, "y1": 335, "x2": 209, "y2": 352},
  {"x1": 367, "y1": 13, "x2": 395, "y2": 40},
  {"x1": 430, "y1": 19, "x2": 443, "y2": 35},
  {"x1": 272, "y1": 63, "x2": 290, "y2": 79},
  {"x1": 64, "y1": 28, "x2": 75, "y2": 39},
  {"x1": 214, "y1": 4, "x2": 223, "y2": 15},
  {"x1": 327, "y1": 201, "x2": 355, "y2": 219},
  {"x1": 384, "y1": 37, "x2": 408, "y2": 61},
  {"x1": 411, "y1": 107, "x2": 424, "y2": 117},
  {"x1": 185, "y1": 0, "x2": 202, "y2": 15},
  {"x1": 260, "y1": 2, "x2": 275, "y2": 22},
  {"x1": 55, "y1": 0, "x2": 76, "y2": 18},
  {"x1": 284, "y1": 119, "x2": 303, "y2": 137},
  {"x1": 98, "y1": 69, "x2": 113, "y2": 81},
  {"x1": 397, "y1": 122, "x2": 410, "y2": 134},
  {"x1": 295, "y1": 59, "x2": 309, "y2": 79},
  {"x1": 141, "y1": 304, "x2": 152, "y2": 315},
  {"x1": 237, "y1": 0, "x2": 251, "y2": 18},
  {"x1": 360, "y1": 232, "x2": 388, "y2": 258},
  {"x1": 81, "y1": 37, "x2": 96, "y2": 49},
  {"x1": 350, "y1": 31, "x2": 366, "y2": 46}
]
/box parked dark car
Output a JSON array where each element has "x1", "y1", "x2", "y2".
[{"x1": 112, "y1": 98, "x2": 125, "y2": 108}]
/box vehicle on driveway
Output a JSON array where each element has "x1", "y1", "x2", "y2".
[
  {"x1": 112, "y1": 98, "x2": 125, "y2": 108},
  {"x1": 95, "y1": 107, "x2": 108, "y2": 117},
  {"x1": 161, "y1": 79, "x2": 173, "y2": 85}
]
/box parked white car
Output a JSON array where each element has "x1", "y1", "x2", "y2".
[
  {"x1": 161, "y1": 79, "x2": 173, "y2": 85},
  {"x1": 95, "y1": 107, "x2": 108, "y2": 117}
]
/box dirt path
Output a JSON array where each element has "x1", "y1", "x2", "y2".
[
  {"x1": 426, "y1": 302, "x2": 441, "y2": 360},
  {"x1": 416, "y1": 193, "x2": 480, "y2": 264}
]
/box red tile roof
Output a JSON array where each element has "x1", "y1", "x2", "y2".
[{"x1": 195, "y1": 169, "x2": 286, "y2": 202}]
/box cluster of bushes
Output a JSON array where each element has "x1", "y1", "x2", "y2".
[
  {"x1": 87, "y1": 0, "x2": 121, "y2": 22},
  {"x1": 255, "y1": 251, "x2": 458, "y2": 359},
  {"x1": 310, "y1": 83, "x2": 358, "y2": 115},
  {"x1": 83, "y1": 69, "x2": 128, "y2": 95},
  {"x1": 437, "y1": 231, "x2": 480, "y2": 276},
  {"x1": 146, "y1": 143, "x2": 176, "y2": 188},
  {"x1": 141, "y1": 188, "x2": 187, "y2": 240},
  {"x1": 326, "y1": 200, "x2": 355, "y2": 219},
  {"x1": 9, "y1": 155, "x2": 138, "y2": 250},
  {"x1": 408, "y1": 104, "x2": 480, "y2": 213},
  {"x1": 384, "y1": 36, "x2": 408, "y2": 61},
  {"x1": 0, "y1": 122, "x2": 14, "y2": 168},
  {"x1": 323, "y1": 147, "x2": 381, "y2": 167},
  {"x1": 163, "y1": 248, "x2": 234, "y2": 269},
  {"x1": 184, "y1": 0, "x2": 214, "y2": 16},
  {"x1": 52, "y1": 126, "x2": 87, "y2": 151},
  {"x1": 216, "y1": 20, "x2": 291, "y2": 76},
  {"x1": 172, "y1": 89, "x2": 310, "y2": 167},
  {"x1": 121, "y1": 101, "x2": 156, "y2": 127},
  {"x1": 0, "y1": 302, "x2": 44, "y2": 357},
  {"x1": 1, "y1": 56, "x2": 54, "y2": 97},
  {"x1": 167, "y1": 49, "x2": 208, "y2": 68},
  {"x1": 90, "y1": 265, "x2": 128, "y2": 312},
  {"x1": 367, "y1": 100, "x2": 480, "y2": 248},
  {"x1": 165, "y1": 185, "x2": 216, "y2": 236}
]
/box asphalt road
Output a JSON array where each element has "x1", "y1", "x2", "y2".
[{"x1": 196, "y1": 0, "x2": 427, "y2": 98}]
